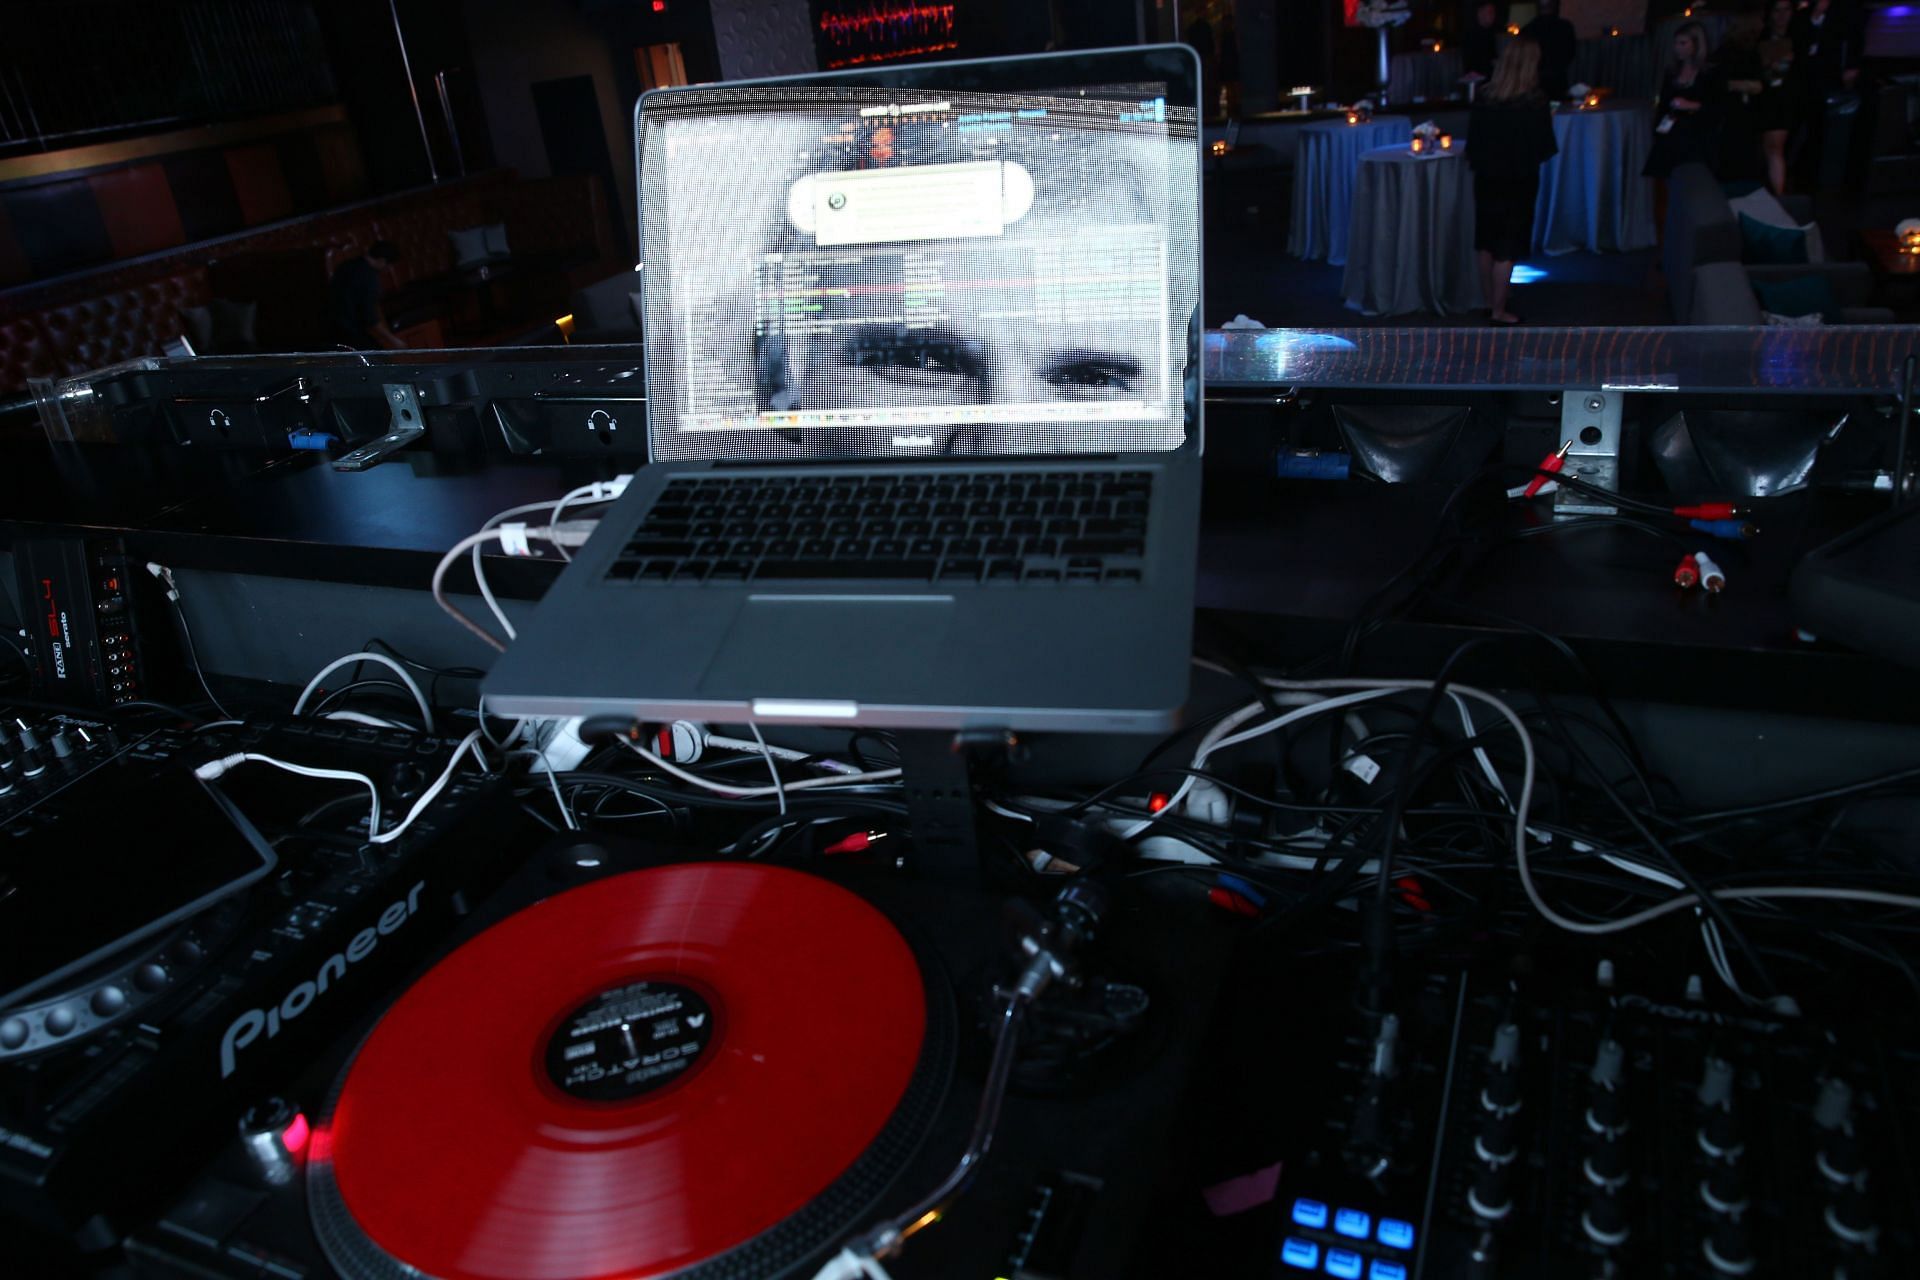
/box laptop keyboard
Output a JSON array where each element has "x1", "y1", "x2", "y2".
[{"x1": 603, "y1": 470, "x2": 1152, "y2": 586}]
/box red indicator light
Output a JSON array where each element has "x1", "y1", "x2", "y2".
[
  {"x1": 281, "y1": 1112, "x2": 311, "y2": 1154},
  {"x1": 651, "y1": 0, "x2": 664, "y2": 10},
  {"x1": 1147, "y1": 792, "x2": 1170, "y2": 813}
]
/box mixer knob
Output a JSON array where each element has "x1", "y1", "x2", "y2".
[
  {"x1": 50, "y1": 730, "x2": 73, "y2": 760},
  {"x1": 1817, "y1": 1131, "x2": 1865, "y2": 1186},
  {"x1": 1586, "y1": 1085, "x2": 1628, "y2": 1137},
  {"x1": 1583, "y1": 1136, "x2": 1629, "y2": 1190},
  {"x1": 1480, "y1": 1022, "x2": 1523, "y2": 1115},
  {"x1": 1824, "y1": 1188, "x2": 1877, "y2": 1246},
  {"x1": 1468, "y1": 1163, "x2": 1514, "y2": 1221},
  {"x1": 1700, "y1": 1161, "x2": 1749, "y2": 1214},
  {"x1": 1698, "y1": 1105, "x2": 1745, "y2": 1160},
  {"x1": 1813, "y1": 1078, "x2": 1855, "y2": 1132},
  {"x1": 1360, "y1": 1011, "x2": 1401, "y2": 1079},
  {"x1": 1589, "y1": 1036, "x2": 1625, "y2": 1090},
  {"x1": 1581, "y1": 1190, "x2": 1631, "y2": 1247},
  {"x1": 1698, "y1": 1055, "x2": 1737, "y2": 1110},
  {"x1": 1703, "y1": 1218, "x2": 1756, "y2": 1276},
  {"x1": 1474, "y1": 1112, "x2": 1520, "y2": 1166}
]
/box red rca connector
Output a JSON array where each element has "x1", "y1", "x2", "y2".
[
  {"x1": 1674, "y1": 554, "x2": 1700, "y2": 589},
  {"x1": 823, "y1": 830, "x2": 886, "y2": 856},
  {"x1": 1207, "y1": 886, "x2": 1261, "y2": 917},
  {"x1": 1673, "y1": 502, "x2": 1741, "y2": 521},
  {"x1": 1395, "y1": 875, "x2": 1433, "y2": 913},
  {"x1": 1695, "y1": 551, "x2": 1727, "y2": 594},
  {"x1": 1522, "y1": 441, "x2": 1574, "y2": 499}
]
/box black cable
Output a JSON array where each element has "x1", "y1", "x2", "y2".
[
  {"x1": 1678, "y1": 764, "x2": 1920, "y2": 824},
  {"x1": 1508, "y1": 512, "x2": 1692, "y2": 549},
  {"x1": 165, "y1": 597, "x2": 235, "y2": 721}
]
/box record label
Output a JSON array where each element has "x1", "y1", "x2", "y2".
[{"x1": 545, "y1": 980, "x2": 716, "y2": 1102}]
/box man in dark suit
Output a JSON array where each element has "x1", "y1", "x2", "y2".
[{"x1": 1521, "y1": 0, "x2": 1577, "y2": 100}]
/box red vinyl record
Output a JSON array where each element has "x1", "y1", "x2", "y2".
[{"x1": 311, "y1": 864, "x2": 934, "y2": 1280}]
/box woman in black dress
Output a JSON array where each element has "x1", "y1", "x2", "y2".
[
  {"x1": 1644, "y1": 20, "x2": 1715, "y2": 230},
  {"x1": 1754, "y1": 0, "x2": 1801, "y2": 194},
  {"x1": 1467, "y1": 38, "x2": 1557, "y2": 324}
]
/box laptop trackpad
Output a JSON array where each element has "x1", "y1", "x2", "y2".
[{"x1": 697, "y1": 596, "x2": 954, "y2": 698}]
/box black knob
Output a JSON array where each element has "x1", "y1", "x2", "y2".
[
  {"x1": 1475, "y1": 1112, "x2": 1519, "y2": 1165},
  {"x1": 1582, "y1": 1190, "x2": 1631, "y2": 1247},
  {"x1": 1825, "y1": 1188, "x2": 1877, "y2": 1245},
  {"x1": 1700, "y1": 1161, "x2": 1749, "y2": 1214},
  {"x1": 1469, "y1": 1162, "x2": 1513, "y2": 1221},
  {"x1": 1698, "y1": 1106, "x2": 1745, "y2": 1159},
  {"x1": 1703, "y1": 1218, "x2": 1755, "y2": 1276},
  {"x1": 1697, "y1": 1055, "x2": 1736, "y2": 1110},
  {"x1": 50, "y1": 730, "x2": 73, "y2": 760},
  {"x1": 1817, "y1": 1131, "x2": 1865, "y2": 1186},
  {"x1": 1482, "y1": 1067, "x2": 1522, "y2": 1115},
  {"x1": 1584, "y1": 1136, "x2": 1629, "y2": 1189},
  {"x1": 1586, "y1": 1086, "x2": 1628, "y2": 1136}
]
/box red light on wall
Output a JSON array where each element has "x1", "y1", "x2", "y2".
[{"x1": 651, "y1": 0, "x2": 665, "y2": 10}]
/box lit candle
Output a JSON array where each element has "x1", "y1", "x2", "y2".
[
  {"x1": 1587, "y1": 94, "x2": 1600, "y2": 108},
  {"x1": 1411, "y1": 136, "x2": 1425, "y2": 153},
  {"x1": 1507, "y1": 23, "x2": 1520, "y2": 34},
  {"x1": 1440, "y1": 134, "x2": 1453, "y2": 150},
  {"x1": 1347, "y1": 111, "x2": 1359, "y2": 125}
]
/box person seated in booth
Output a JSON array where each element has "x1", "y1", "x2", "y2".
[
  {"x1": 329, "y1": 240, "x2": 407, "y2": 350},
  {"x1": 1467, "y1": 38, "x2": 1557, "y2": 325},
  {"x1": 1520, "y1": 0, "x2": 1577, "y2": 100}
]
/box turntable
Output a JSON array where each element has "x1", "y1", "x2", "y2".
[{"x1": 127, "y1": 838, "x2": 1227, "y2": 1279}]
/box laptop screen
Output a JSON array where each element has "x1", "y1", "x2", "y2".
[{"x1": 638, "y1": 54, "x2": 1199, "y2": 462}]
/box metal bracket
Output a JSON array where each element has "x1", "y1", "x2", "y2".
[
  {"x1": 1553, "y1": 388, "x2": 1623, "y2": 519},
  {"x1": 332, "y1": 384, "x2": 427, "y2": 471}
]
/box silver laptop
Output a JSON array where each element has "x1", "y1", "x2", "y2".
[{"x1": 484, "y1": 45, "x2": 1204, "y2": 732}]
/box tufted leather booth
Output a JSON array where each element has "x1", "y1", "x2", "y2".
[{"x1": 0, "y1": 171, "x2": 616, "y2": 393}]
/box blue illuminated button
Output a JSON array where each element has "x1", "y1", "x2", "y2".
[
  {"x1": 1326, "y1": 1248, "x2": 1363, "y2": 1280},
  {"x1": 1370, "y1": 1262, "x2": 1409, "y2": 1280},
  {"x1": 1280, "y1": 1237, "x2": 1320, "y2": 1270},
  {"x1": 1377, "y1": 1218, "x2": 1415, "y2": 1250},
  {"x1": 1334, "y1": 1208, "x2": 1372, "y2": 1239},
  {"x1": 1291, "y1": 1198, "x2": 1330, "y2": 1230}
]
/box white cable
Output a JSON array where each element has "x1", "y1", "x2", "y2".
[
  {"x1": 369, "y1": 731, "x2": 490, "y2": 845},
  {"x1": 294, "y1": 652, "x2": 434, "y2": 731},
  {"x1": 195, "y1": 752, "x2": 382, "y2": 837},
  {"x1": 1450, "y1": 692, "x2": 1510, "y2": 805},
  {"x1": 616, "y1": 737, "x2": 901, "y2": 797},
  {"x1": 322, "y1": 710, "x2": 409, "y2": 729},
  {"x1": 747, "y1": 721, "x2": 787, "y2": 816},
  {"x1": 1237, "y1": 674, "x2": 1920, "y2": 936},
  {"x1": 1119, "y1": 688, "x2": 1405, "y2": 839}
]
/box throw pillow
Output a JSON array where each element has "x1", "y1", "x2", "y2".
[
  {"x1": 1739, "y1": 212, "x2": 1810, "y2": 265},
  {"x1": 1730, "y1": 187, "x2": 1826, "y2": 262},
  {"x1": 449, "y1": 225, "x2": 490, "y2": 266},
  {"x1": 1751, "y1": 273, "x2": 1837, "y2": 320},
  {"x1": 481, "y1": 222, "x2": 510, "y2": 257}
]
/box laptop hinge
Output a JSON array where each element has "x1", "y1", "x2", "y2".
[{"x1": 898, "y1": 729, "x2": 1015, "y2": 885}]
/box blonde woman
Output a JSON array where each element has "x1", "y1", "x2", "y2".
[{"x1": 1467, "y1": 39, "x2": 1557, "y2": 324}]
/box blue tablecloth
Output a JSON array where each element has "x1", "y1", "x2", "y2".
[
  {"x1": 1533, "y1": 102, "x2": 1657, "y2": 254},
  {"x1": 1343, "y1": 145, "x2": 1484, "y2": 317},
  {"x1": 1289, "y1": 115, "x2": 1413, "y2": 266}
]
